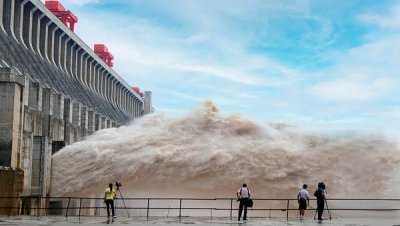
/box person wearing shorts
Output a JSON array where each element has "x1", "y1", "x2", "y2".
[{"x1": 297, "y1": 184, "x2": 309, "y2": 220}]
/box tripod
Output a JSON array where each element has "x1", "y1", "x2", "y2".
[
  {"x1": 313, "y1": 199, "x2": 332, "y2": 220},
  {"x1": 115, "y1": 185, "x2": 130, "y2": 217},
  {"x1": 325, "y1": 199, "x2": 332, "y2": 220}
]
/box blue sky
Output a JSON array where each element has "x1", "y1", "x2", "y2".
[{"x1": 55, "y1": 0, "x2": 400, "y2": 135}]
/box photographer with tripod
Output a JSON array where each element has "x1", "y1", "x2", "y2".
[
  {"x1": 313, "y1": 182, "x2": 326, "y2": 221},
  {"x1": 104, "y1": 183, "x2": 117, "y2": 218}
]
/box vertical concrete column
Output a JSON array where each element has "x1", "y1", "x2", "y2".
[
  {"x1": 144, "y1": 91, "x2": 152, "y2": 115},
  {"x1": 63, "y1": 38, "x2": 72, "y2": 76},
  {"x1": 0, "y1": 68, "x2": 24, "y2": 167},
  {"x1": 0, "y1": 0, "x2": 5, "y2": 32},
  {"x1": 111, "y1": 122, "x2": 117, "y2": 128},
  {"x1": 105, "y1": 75, "x2": 110, "y2": 102},
  {"x1": 43, "y1": 20, "x2": 52, "y2": 62},
  {"x1": 94, "y1": 113, "x2": 100, "y2": 131},
  {"x1": 80, "y1": 106, "x2": 88, "y2": 138},
  {"x1": 40, "y1": 88, "x2": 53, "y2": 197},
  {"x1": 117, "y1": 83, "x2": 122, "y2": 109},
  {"x1": 72, "y1": 102, "x2": 81, "y2": 142},
  {"x1": 127, "y1": 95, "x2": 131, "y2": 116},
  {"x1": 49, "y1": 27, "x2": 58, "y2": 65},
  {"x1": 75, "y1": 48, "x2": 82, "y2": 81},
  {"x1": 35, "y1": 14, "x2": 45, "y2": 59},
  {"x1": 63, "y1": 98, "x2": 73, "y2": 145},
  {"x1": 106, "y1": 119, "x2": 111, "y2": 128},
  {"x1": 89, "y1": 62, "x2": 97, "y2": 93},
  {"x1": 72, "y1": 103, "x2": 81, "y2": 127},
  {"x1": 69, "y1": 43, "x2": 77, "y2": 78},
  {"x1": 138, "y1": 100, "x2": 141, "y2": 118},
  {"x1": 41, "y1": 88, "x2": 53, "y2": 138},
  {"x1": 100, "y1": 116, "x2": 106, "y2": 129},
  {"x1": 51, "y1": 92, "x2": 64, "y2": 154},
  {"x1": 28, "y1": 7, "x2": 38, "y2": 52},
  {"x1": 123, "y1": 89, "x2": 128, "y2": 113},
  {"x1": 28, "y1": 81, "x2": 42, "y2": 111},
  {"x1": 52, "y1": 93, "x2": 64, "y2": 120},
  {"x1": 31, "y1": 136, "x2": 52, "y2": 197},
  {"x1": 84, "y1": 58, "x2": 92, "y2": 90},
  {"x1": 87, "y1": 109, "x2": 95, "y2": 133},
  {"x1": 18, "y1": 0, "x2": 30, "y2": 49},
  {"x1": 98, "y1": 70, "x2": 104, "y2": 97},
  {"x1": 8, "y1": 0, "x2": 19, "y2": 42},
  {"x1": 57, "y1": 33, "x2": 66, "y2": 72}
]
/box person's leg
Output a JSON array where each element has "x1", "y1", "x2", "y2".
[
  {"x1": 317, "y1": 201, "x2": 324, "y2": 220},
  {"x1": 243, "y1": 199, "x2": 248, "y2": 220},
  {"x1": 105, "y1": 200, "x2": 110, "y2": 217},
  {"x1": 111, "y1": 200, "x2": 115, "y2": 217},
  {"x1": 238, "y1": 200, "x2": 243, "y2": 220}
]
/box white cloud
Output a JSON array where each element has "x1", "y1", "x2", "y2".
[
  {"x1": 309, "y1": 76, "x2": 395, "y2": 101},
  {"x1": 74, "y1": 11, "x2": 299, "y2": 88},
  {"x1": 358, "y1": 4, "x2": 400, "y2": 30},
  {"x1": 308, "y1": 33, "x2": 400, "y2": 102}
]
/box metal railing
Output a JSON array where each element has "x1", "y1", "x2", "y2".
[{"x1": 1, "y1": 197, "x2": 399, "y2": 221}]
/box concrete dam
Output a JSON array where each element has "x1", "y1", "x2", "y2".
[{"x1": 0, "y1": 0, "x2": 153, "y2": 212}]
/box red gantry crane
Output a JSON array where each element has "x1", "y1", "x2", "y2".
[
  {"x1": 45, "y1": 0, "x2": 78, "y2": 31},
  {"x1": 94, "y1": 44, "x2": 114, "y2": 67}
]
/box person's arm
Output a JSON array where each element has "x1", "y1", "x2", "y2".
[
  {"x1": 248, "y1": 188, "x2": 251, "y2": 198},
  {"x1": 236, "y1": 188, "x2": 241, "y2": 198}
]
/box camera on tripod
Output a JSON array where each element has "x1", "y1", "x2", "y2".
[{"x1": 115, "y1": 181, "x2": 122, "y2": 190}]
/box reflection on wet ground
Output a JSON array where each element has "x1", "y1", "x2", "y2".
[{"x1": 0, "y1": 216, "x2": 399, "y2": 226}]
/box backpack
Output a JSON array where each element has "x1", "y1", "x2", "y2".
[{"x1": 247, "y1": 198, "x2": 253, "y2": 208}]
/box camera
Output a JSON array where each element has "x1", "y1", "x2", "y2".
[{"x1": 115, "y1": 181, "x2": 122, "y2": 190}]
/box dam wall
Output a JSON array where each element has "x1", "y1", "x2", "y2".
[{"x1": 0, "y1": 0, "x2": 153, "y2": 200}]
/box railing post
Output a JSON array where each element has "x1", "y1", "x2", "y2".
[
  {"x1": 78, "y1": 198, "x2": 82, "y2": 220},
  {"x1": 179, "y1": 198, "x2": 182, "y2": 218},
  {"x1": 230, "y1": 198, "x2": 233, "y2": 220},
  {"x1": 65, "y1": 197, "x2": 71, "y2": 218},
  {"x1": 146, "y1": 198, "x2": 150, "y2": 221},
  {"x1": 286, "y1": 199, "x2": 289, "y2": 221}
]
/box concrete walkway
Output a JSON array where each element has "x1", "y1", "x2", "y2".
[{"x1": 0, "y1": 216, "x2": 399, "y2": 226}]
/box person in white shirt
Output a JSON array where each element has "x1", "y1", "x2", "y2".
[
  {"x1": 297, "y1": 184, "x2": 310, "y2": 220},
  {"x1": 236, "y1": 183, "x2": 251, "y2": 221}
]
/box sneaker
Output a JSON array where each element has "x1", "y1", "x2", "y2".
[{"x1": 113, "y1": 216, "x2": 117, "y2": 218}]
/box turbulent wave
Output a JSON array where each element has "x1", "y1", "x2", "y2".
[{"x1": 51, "y1": 101, "x2": 400, "y2": 199}]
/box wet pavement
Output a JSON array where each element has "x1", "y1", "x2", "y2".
[{"x1": 0, "y1": 216, "x2": 399, "y2": 226}]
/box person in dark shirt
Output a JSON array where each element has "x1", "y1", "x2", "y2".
[{"x1": 314, "y1": 182, "x2": 326, "y2": 220}]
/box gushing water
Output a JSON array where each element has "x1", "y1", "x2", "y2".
[{"x1": 51, "y1": 101, "x2": 400, "y2": 199}]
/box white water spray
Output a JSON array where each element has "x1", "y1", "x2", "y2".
[{"x1": 51, "y1": 101, "x2": 400, "y2": 199}]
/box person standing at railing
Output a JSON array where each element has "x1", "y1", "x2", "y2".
[
  {"x1": 104, "y1": 183, "x2": 117, "y2": 219},
  {"x1": 297, "y1": 184, "x2": 310, "y2": 220},
  {"x1": 236, "y1": 183, "x2": 251, "y2": 221},
  {"x1": 314, "y1": 182, "x2": 326, "y2": 221}
]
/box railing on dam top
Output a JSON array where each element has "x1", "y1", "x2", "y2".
[{"x1": 0, "y1": 197, "x2": 399, "y2": 221}]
